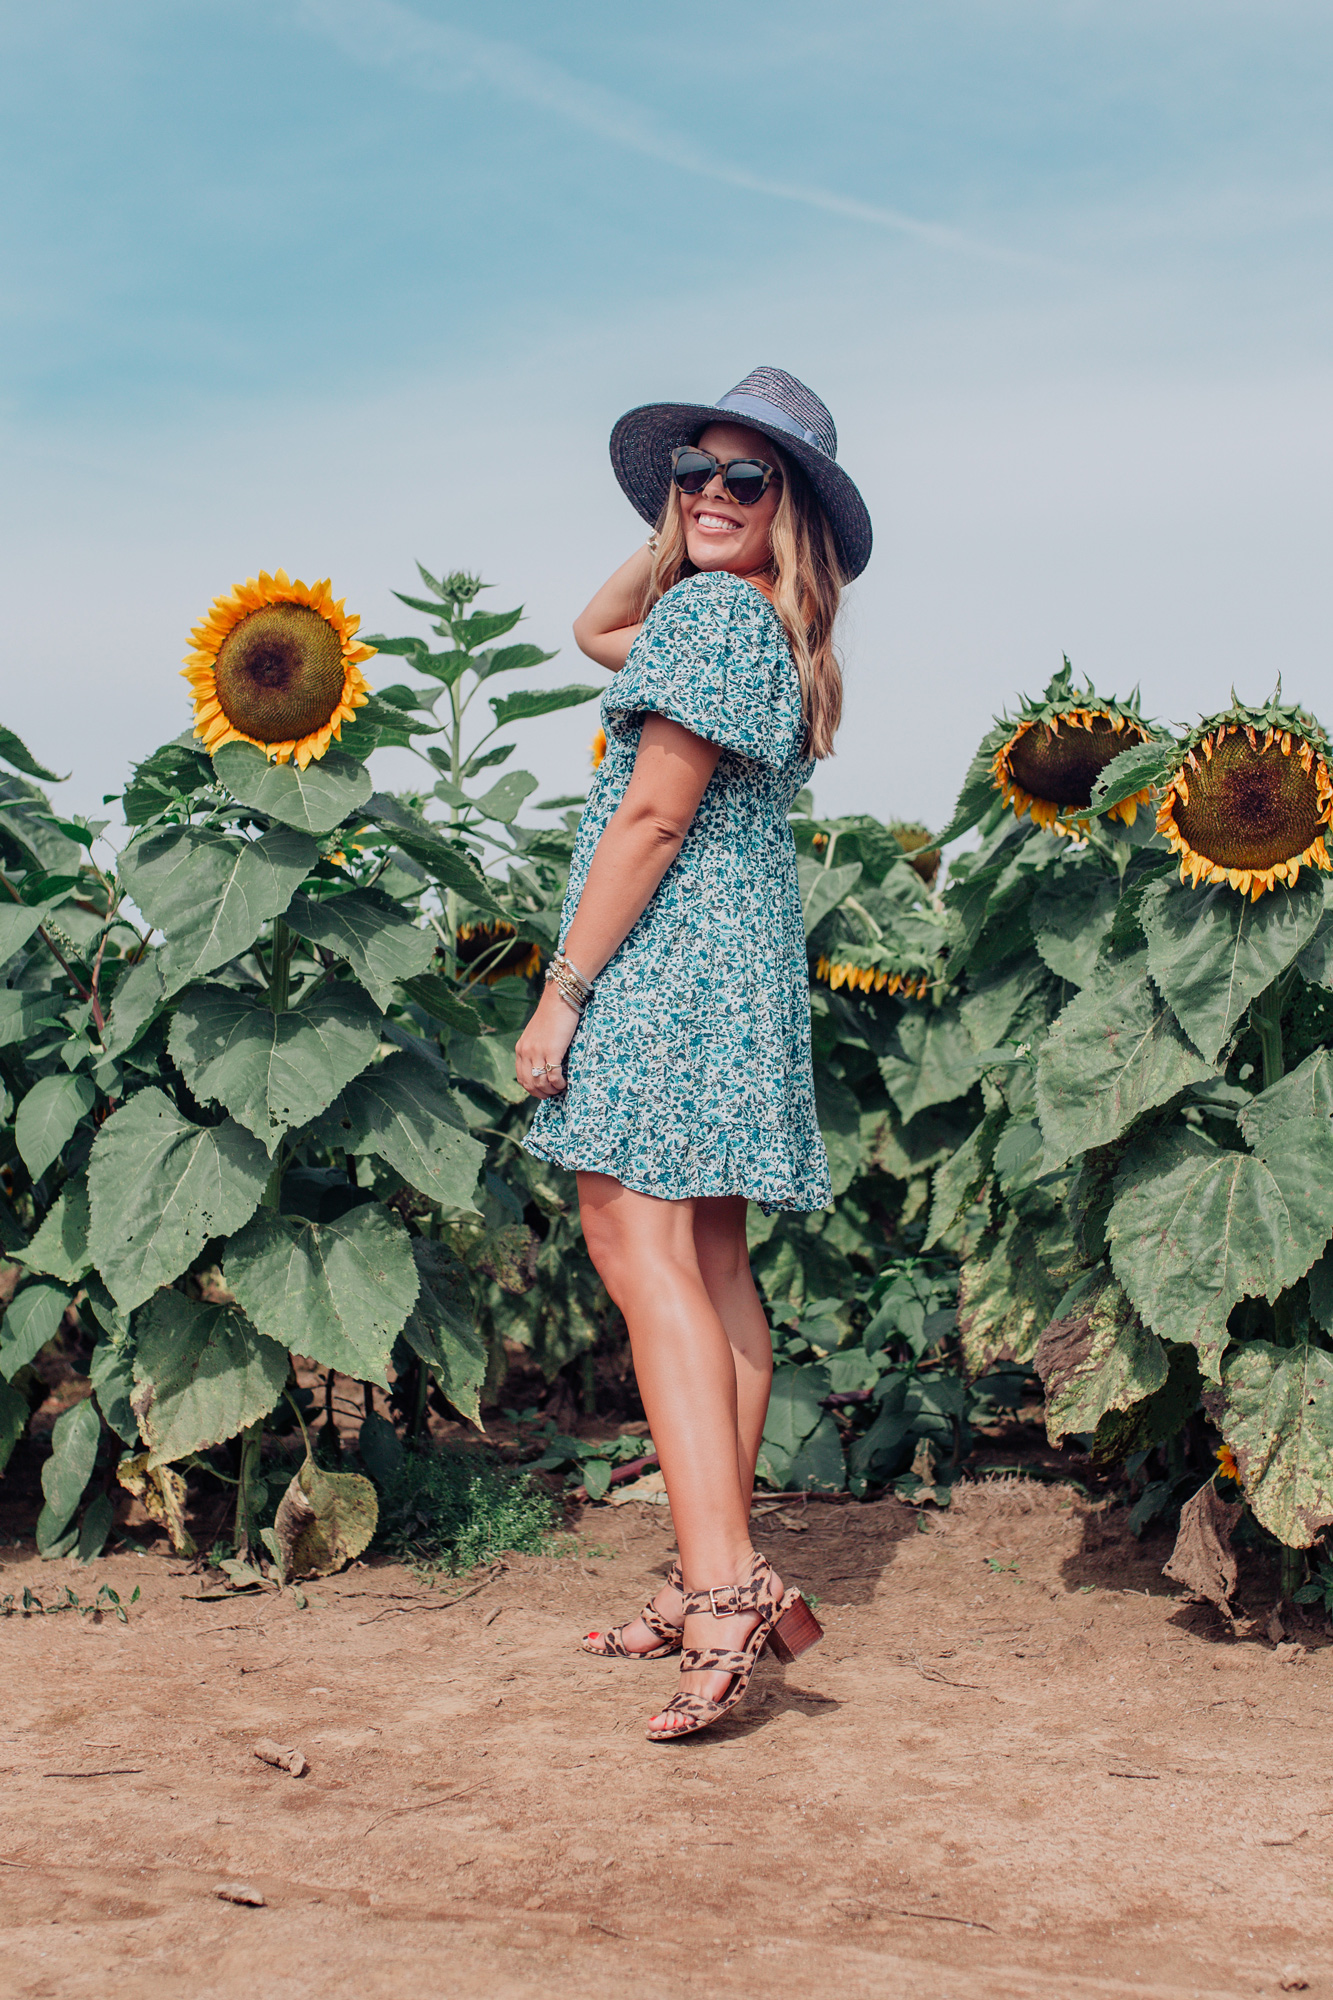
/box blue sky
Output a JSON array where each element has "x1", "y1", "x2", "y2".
[{"x1": 3, "y1": 1, "x2": 1331, "y2": 830}]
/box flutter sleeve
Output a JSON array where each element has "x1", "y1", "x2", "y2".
[{"x1": 601, "y1": 569, "x2": 802, "y2": 770}]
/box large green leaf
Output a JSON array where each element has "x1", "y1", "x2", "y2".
[
  {"x1": 19, "y1": 1177, "x2": 92, "y2": 1282},
  {"x1": 102, "y1": 954, "x2": 166, "y2": 1057},
  {"x1": 1108, "y1": 1115, "x2": 1333, "y2": 1381},
  {"x1": 958, "y1": 958, "x2": 1049, "y2": 1052},
  {"x1": 274, "y1": 1453, "x2": 378, "y2": 1579},
  {"x1": 0, "y1": 723, "x2": 63, "y2": 784},
  {"x1": 1033, "y1": 1269, "x2": 1168, "y2": 1445},
  {"x1": 488, "y1": 684, "x2": 601, "y2": 727},
  {"x1": 814, "y1": 1067, "x2": 861, "y2": 1198},
  {"x1": 1, "y1": 1280, "x2": 71, "y2": 1379},
  {"x1": 121, "y1": 738, "x2": 216, "y2": 824},
  {"x1": 286, "y1": 890, "x2": 435, "y2": 1008},
  {"x1": 448, "y1": 1029, "x2": 527, "y2": 1105},
  {"x1": 1141, "y1": 876, "x2": 1325, "y2": 1062},
  {"x1": 87, "y1": 1088, "x2": 270, "y2": 1311},
  {"x1": 397, "y1": 972, "x2": 484, "y2": 1035},
  {"x1": 15, "y1": 1072, "x2": 95, "y2": 1182},
  {"x1": 1220, "y1": 1339, "x2": 1333, "y2": 1547},
  {"x1": 313, "y1": 1043, "x2": 484, "y2": 1212},
  {"x1": 478, "y1": 642, "x2": 558, "y2": 679},
  {"x1": 89, "y1": 1337, "x2": 138, "y2": 1445},
  {"x1": 36, "y1": 1398, "x2": 100, "y2": 1555},
  {"x1": 212, "y1": 741, "x2": 374, "y2": 836},
  {"x1": 401, "y1": 1238, "x2": 485, "y2": 1426},
  {"x1": 224, "y1": 1204, "x2": 419, "y2": 1386},
  {"x1": 1087, "y1": 740, "x2": 1175, "y2": 818},
  {"x1": 1030, "y1": 872, "x2": 1118, "y2": 989},
  {"x1": 1237, "y1": 1046, "x2": 1333, "y2": 1143},
  {"x1": 957, "y1": 1207, "x2": 1084, "y2": 1375},
  {"x1": 118, "y1": 825, "x2": 316, "y2": 986},
  {"x1": 169, "y1": 982, "x2": 381, "y2": 1154},
  {"x1": 1034, "y1": 950, "x2": 1214, "y2": 1166},
  {"x1": 0, "y1": 989, "x2": 63, "y2": 1048},
  {"x1": 1295, "y1": 879, "x2": 1333, "y2": 990},
  {"x1": 797, "y1": 858, "x2": 862, "y2": 937},
  {"x1": 0, "y1": 898, "x2": 52, "y2": 963},
  {"x1": 131, "y1": 1291, "x2": 288, "y2": 1468},
  {"x1": 879, "y1": 1004, "x2": 982, "y2": 1123},
  {"x1": 923, "y1": 1107, "x2": 1006, "y2": 1250},
  {"x1": 757, "y1": 1362, "x2": 845, "y2": 1492}
]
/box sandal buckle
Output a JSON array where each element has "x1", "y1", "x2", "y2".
[{"x1": 707, "y1": 1586, "x2": 734, "y2": 1618}]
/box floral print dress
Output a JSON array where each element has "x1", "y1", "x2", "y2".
[{"x1": 524, "y1": 568, "x2": 831, "y2": 1213}]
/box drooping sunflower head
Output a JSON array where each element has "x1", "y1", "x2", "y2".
[
  {"x1": 591, "y1": 728, "x2": 607, "y2": 771},
  {"x1": 182, "y1": 569, "x2": 375, "y2": 769},
  {"x1": 814, "y1": 953, "x2": 932, "y2": 999},
  {"x1": 1156, "y1": 695, "x2": 1333, "y2": 900},
  {"x1": 456, "y1": 919, "x2": 542, "y2": 985},
  {"x1": 1215, "y1": 1443, "x2": 1241, "y2": 1486},
  {"x1": 887, "y1": 821, "x2": 941, "y2": 888},
  {"x1": 991, "y1": 660, "x2": 1158, "y2": 837}
]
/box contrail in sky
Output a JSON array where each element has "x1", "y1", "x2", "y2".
[{"x1": 297, "y1": 0, "x2": 1033, "y2": 266}]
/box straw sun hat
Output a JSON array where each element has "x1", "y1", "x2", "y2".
[{"x1": 609, "y1": 365, "x2": 873, "y2": 581}]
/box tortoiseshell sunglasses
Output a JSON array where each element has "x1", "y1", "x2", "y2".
[{"x1": 670, "y1": 445, "x2": 777, "y2": 507}]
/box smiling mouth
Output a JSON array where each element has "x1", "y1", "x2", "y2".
[{"x1": 692, "y1": 509, "x2": 744, "y2": 533}]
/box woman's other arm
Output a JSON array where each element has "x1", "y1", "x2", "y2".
[
  {"x1": 573, "y1": 544, "x2": 654, "y2": 671},
  {"x1": 515, "y1": 715, "x2": 721, "y2": 1095}
]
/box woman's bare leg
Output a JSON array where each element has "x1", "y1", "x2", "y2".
[
  {"x1": 577, "y1": 1173, "x2": 782, "y2": 1722},
  {"x1": 691, "y1": 1195, "x2": 773, "y2": 1501}
]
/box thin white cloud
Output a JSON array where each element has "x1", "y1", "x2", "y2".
[{"x1": 295, "y1": 0, "x2": 1033, "y2": 266}]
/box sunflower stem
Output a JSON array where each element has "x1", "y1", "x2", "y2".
[
  {"x1": 235, "y1": 1420, "x2": 263, "y2": 1561},
  {"x1": 1250, "y1": 978, "x2": 1286, "y2": 1092},
  {"x1": 1279, "y1": 1543, "x2": 1305, "y2": 1603}
]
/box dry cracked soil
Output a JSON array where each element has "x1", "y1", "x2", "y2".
[{"x1": 1, "y1": 1477, "x2": 1330, "y2": 2000}]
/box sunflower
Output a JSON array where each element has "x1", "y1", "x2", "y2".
[
  {"x1": 1215, "y1": 1444, "x2": 1240, "y2": 1485},
  {"x1": 182, "y1": 569, "x2": 375, "y2": 769},
  {"x1": 888, "y1": 821, "x2": 941, "y2": 889},
  {"x1": 457, "y1": 919, "x2": 541, "y2": 985},
  {"x1": 990, "y1": 662, "x2": 1157, "y2": 838},
  {"x1": 1156, "y1": 698, "x2": 1333, "y2": 901},
  {"x1": 814, "y1": 955, "x2": 930, "y2": 998},
  {"x1": 591, "y1": 728, "x2": 607, "y2": 771}
]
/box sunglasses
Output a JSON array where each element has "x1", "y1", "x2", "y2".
[{"x1": 670, "y1": 445, "x2": 777, "y2": 507}]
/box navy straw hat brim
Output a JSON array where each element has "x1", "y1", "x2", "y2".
[{"x1": 609, "y1": 397, "x2": 873, "y2": 582}]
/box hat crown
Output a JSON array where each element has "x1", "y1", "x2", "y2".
[{"x1": 716, "y1": 367, "x2": 838, "y2": 462}]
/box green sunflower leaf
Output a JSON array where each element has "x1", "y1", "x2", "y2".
[
  {"x1": 15, "y1": 1072, "x2": 95, "y2": 1182},
  {"x1": 1141, "y1": 876, "x2": 1326, "y2": 1062},
  {"x1": 0, "y1": 898, "x2": 54, "y2": 964},
  {"x1": 36, "y1": 1399, "x2": 100, "y2": 1555},
  {"x1": 122, "y1": 739, "x2": 216, "y2": 824},
  {"x1": 1029, "y1": 871, "x2": 1119, "y2": 989},
  {"x1": 286, "y1": 889, "x2": 436, "y2": 1009},
  {"x1": 470, "y1": 771, "x2": 539, "y2": 824},
  {"x1": 453, "y1": 607, "x2": 524, "y2": 648},
  {"x1": 118, "y1": 824, "x2": 317, "y2": 984},
  {"x1": 212, "y1": 741, "x2": 374, "y2": 835},
  {"x1": 797, "y1": 857, "x2": 862, "y2": 937},
  {"x1": 169, "y1": 983, "x2": 382, "y2": 1155},
  {"x1": 757, "y1": 1362, "x2": 845, "y2": 1492},
  {"x1": 957, "y1": 1207, "x2": 1086, "y2": 1376},
  {"x1": 487, "y1": 685, "x2": 602, "y2": 728},
  {"x1": 879, "y1": 1004, "x2": 983, "y2": 1124},
  {"x1": 1295, "y1": 879, "x2": 1333, "y2": 990},
  {"x1": 1220, "y1": 1339, "x2": 1333, "y2": 1547},
  {"x1": 89, "y1": 1337, "x2": 138, "y2": 1445},
  {"x1": 224, "y1": 1205, "x2": 419, "y2": 1388},
  {"x1": 1108, "y1": 1108, "x2": 1333, "y2": 1382},
  {"x1": 476, "y1": 642, "x2": 559, "y2": 679},
  {"x1": 1087, "y1": 740, "x2": 1174, "y2": 817},
  {"x1": 0, "y1": 990, "x2": 64, "y2": 1049},
  {"x1": 87, "y1": 1088, "x2": 270, "y2": 1312},
  {"x1": 312, "y1": 1043, "x2": 484, "y2": 1213},
  {"x1": 339, "y1": 693, "x2": 443, "y2": 754},
  {"x1": 18, "y1": 1176, "x2": 92, "y2": 1283},
  {"x1": 1, "y1": 1280, "x2": 71, "y2": 1380},
  {"x1": 400, "y1": 1238, "x2": 485, "y2": 1427},
  {"x1": 1034, "y1": 1268, "x2": 1169, "y2": 1445},
  {"x1": 0, "y1": 723, "x2": 63, "y2": 784},
  {"x1": 131, "y1": 1292, "x2": 289, "y2": 1468},
  {"x1": 0, "y1": 1377, "x2": 27, "y2": 1474},
  {"x1": 814, "y1": 1065, "x2": 862, "y2": 1198},
  {"x1": 102, "y1": 955, "x2": 167, "y2": 1057},
  {"x1": 1034, "y1": 949, "x2": 1214, "y2": 1167},
  {"x1": 396, "y1": 973, "x2": 484, "y2": 1035}
]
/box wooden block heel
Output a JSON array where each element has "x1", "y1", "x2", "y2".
[{"x1": 767, "y1": 1593, "x2": 822, "y2": 1663}]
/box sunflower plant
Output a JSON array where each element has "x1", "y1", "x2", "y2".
[
  {"x1": 0, "y1": 561, "x2": 612, "y2": 1570},
  {"x1": 925, "y1": 674, "x2": 1333, "y2": 1594}
]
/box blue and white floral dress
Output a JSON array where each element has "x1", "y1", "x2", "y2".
[{"x1": 524, "y1": 568, "x2": 831, "y2": 1213}]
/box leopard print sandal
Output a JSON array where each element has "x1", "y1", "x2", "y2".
[
  {"x1": 645, "y1": 1551, "x2": 823, "y2": 1743},
  {"x1": 581, "y1": 1560, "x2": 685, "y2": 1659}
]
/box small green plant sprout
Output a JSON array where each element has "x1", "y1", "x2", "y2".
[
  {"x1": 0, "y1": 1581, "x2": 139, "y2": 1621},
  {"x1": 1292, "y1": 1549, "x2": 1333, "y2": 1616}
]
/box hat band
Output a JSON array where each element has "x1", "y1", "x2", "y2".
[{"x1": 714, "y1": 391, "x2": 830, "y2": 456}]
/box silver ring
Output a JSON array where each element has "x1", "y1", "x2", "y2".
[{"x1": 531, "y1": 1062, "x2": 549, "y2": 1077}]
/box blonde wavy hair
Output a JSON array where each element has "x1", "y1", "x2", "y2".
[{"x1": 635, "y1": 445, "x2": 846, "y2": 759}]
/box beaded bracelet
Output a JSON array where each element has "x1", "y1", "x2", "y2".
[{"x1": 545, "y1": 948, "x2": 593, "y2": 1013}]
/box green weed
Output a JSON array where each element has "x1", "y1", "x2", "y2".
[{"x1": 376, "y1": 1444, "x2": 559, "y2": 1575}]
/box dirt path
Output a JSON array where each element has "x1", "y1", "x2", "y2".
[{"x1": 1, "y1": 1479, "x2": 1328, "y2": 1999}]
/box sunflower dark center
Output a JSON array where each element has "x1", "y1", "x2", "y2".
[
  {"x1": 1007, "y1": 715, "x2": 1143, "y2": 809},
  {"x1": 1174, "y1": 732, "x2": 1326, "y2": 870},
  {"x1": 214, "y1": 602, "x2": 348, "y2": 743}
]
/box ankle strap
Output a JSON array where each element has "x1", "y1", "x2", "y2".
[{"x1": 679, "y1": 1569, "x2": 771, "y2": 1619}]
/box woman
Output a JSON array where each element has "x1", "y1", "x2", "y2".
[{"x1": 518, "y1": 366, "x2": 872, "y2": 1742}]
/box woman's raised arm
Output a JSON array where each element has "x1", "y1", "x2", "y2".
[{"x1": 572, "y1": 544, "x2": 655, "y2": 671}]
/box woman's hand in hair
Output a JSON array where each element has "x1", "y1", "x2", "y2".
[{"x1": 572, "y1": 544, "x2": 654, "y2": 670}]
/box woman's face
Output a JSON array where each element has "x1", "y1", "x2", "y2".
[{"x1": 677, "y1": 421, "x2": 783, "y2": 575}]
